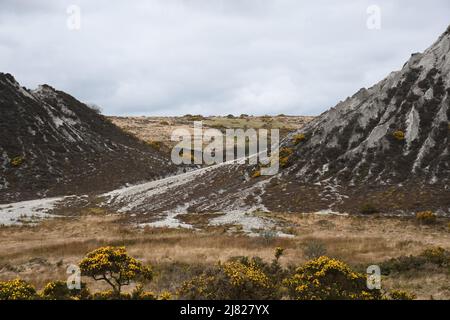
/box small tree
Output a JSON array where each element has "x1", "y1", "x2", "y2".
[{"x1": 79, "y1": 246, "x2": 152, "y2": 296}]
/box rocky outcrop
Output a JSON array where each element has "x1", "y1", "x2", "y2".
[{"x1": 283, "y1": 26, "x2": 450, "y2": 187}]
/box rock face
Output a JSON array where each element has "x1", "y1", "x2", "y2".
[
  {"x1": 0, "y1": 74, "x2": 175, "y2": 203},
  {"x1": 284, "y1": 26, "x2": 450, "y2": 187}
]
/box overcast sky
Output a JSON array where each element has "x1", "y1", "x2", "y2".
[{"x1": 0, "y1": 0, "x2": 449, "y2": 116}]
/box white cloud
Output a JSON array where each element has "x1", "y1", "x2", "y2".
[{"x1": 0, "y1": 0, "x2": 449, "y2": 116}]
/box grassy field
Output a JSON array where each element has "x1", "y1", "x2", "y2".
[
  {"x1": 1, "y1": 210, "x2": 449, "y2": 299},
  {"x1": 108, "y1": 115, "x2": 314, "y2": 153}
]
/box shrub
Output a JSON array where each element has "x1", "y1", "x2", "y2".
[
  {"x1": 292, "y1": 133, "x2": 306, "y2": 145},
  {"x1": 303, "y1": 240, "x2": 327, "y2": 260},
  {"x1": 177, "y1": 260, "x2": 276, "y2": 300},
  {"x1": 131, "y1": 284, "x2": 157, "y2": 300},
  {"x1": 147, "y1": 140, "x2": 163, "y2": 151},
  {"x1": 420, "y1": 247, "x2": 448, "y2": 266},
  {"x1": 392, "y1": 130, "x2": 405, "y2": 141},
  {"x1": 251, "y1": 170, "x2": 261, "y2": 178},
  {"x1": 158, "y1": 291, "x2": 172, "y2": 300},
  {"x1": 360, "y1": 203, "x2": 379, "y2": 215},
  {"x1": 40, "y1": 280, "x2": 90, "y2": 300},
  {"x1": 92, "y1": 290, "x2": 131, "y2": 300},
  {"x1": 279, "y1": 147, "x2": 294, "y2": 168},
  {"x1": 275, "y1": 247, "x2": 284, "y2": 260},
  {"x1": 10, "y1": 156, "x2": 24, "y2": 167},
  {"x1": 0, "y1": 279, "x2": 36, "y2": 300},
  {"x1": 388, "y1": 289, "x2": 416, "y2": 300},
  {"x1": 379, "y1": 247, "x2": 449, "y2": 274},
  {"x1": 415, "y1": 211, "x2": 437, "y2": 225},
  {"x1": 283, "y1": 256, "x2": 383, "y2": 300},
  {"x1": 231, "y1": 248, "x2": 288, "y2": 291},
  {"x1": 79, "y1": 246, "x2": 153, "y2": 295}
]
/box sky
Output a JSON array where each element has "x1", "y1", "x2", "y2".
[{"x1": 0, "y1": 0, "x2": 449, "y2": 116}]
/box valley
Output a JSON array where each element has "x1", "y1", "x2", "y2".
[{"x1": 0, "y1": 25, "x2": 449, "y2": 300}]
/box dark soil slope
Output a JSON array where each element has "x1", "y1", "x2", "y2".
[{"x1": 0, "y1": 74, "x2": 175, "y2": 203}]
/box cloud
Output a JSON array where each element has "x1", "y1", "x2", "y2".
[{"x1": 0, "y1": 0, "x2": 449, "y2": 116}]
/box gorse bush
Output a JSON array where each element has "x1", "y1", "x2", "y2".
[
  {"x1": 292, "y1": 133, "x2": 306, "y2": 145},
  {"x1": 420, "y1": 247, "x2": 448, "y2": 266},
  {"x1": 79, "y1": 246, "x2": 153, "y2": 295},
  {"x1": 230, "y1": 250, "x2": 288, "y2": 295},
  {"x1": 392, "y1": 130, "x2": 405, "y2": 141},
  {"x1": 0, "y1": 279, "x2": 36, "y2": 300},
  {"x1": 131, "y1": 284, "x2": 157, "y2": 300},
  {"x1": 415, "y1": 211, "x2": 437, "y2": 225},
  {"x1": 177, "y1": 260, "x2": 276, "y2": 300},
  {"x1": 279, "y1": 147, "x2": 294, "y2": 169},
  {"x1": 92, "y1": 290, "x2": 131, "y2": 300},
  {"x1": 10, "y1": 156, "x2": 24, "y2": 167},
  {"x1": 251, "y1": 169, "x2": 261, "y2": 178},
  {"x1": 0, "y1": 247, "x2": 419, "y2": 300},
  {"x1": 131, "y1": 284, "x2": 172, "y2": 300},
  {"x1": 40, "y1": 280, "x2": 90, "y2": 300},
  {"x1": 283, "y1": 256, "x2": 383, "y2": 300},
  {"x1": 388, "y1": 290, "x2": 416, "y2": 300},
  {"x1": 177, "y1": 248, "x2": 287, "y2": 300}
]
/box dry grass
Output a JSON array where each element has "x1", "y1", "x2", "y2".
[
  {"x1": 0, "y1": 212, "x2": 449, "y2": 298},
  {"x1": 108, "y1": 115, "x2": 313, "y2": 151}
]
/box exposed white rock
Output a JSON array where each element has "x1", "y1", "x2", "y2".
[
  {"x1": 0, "y1": 197, "x2": 65, "y2": 226},
  {"x1": 405, "y1": 106, "x2": 420, "y2": 151}
]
